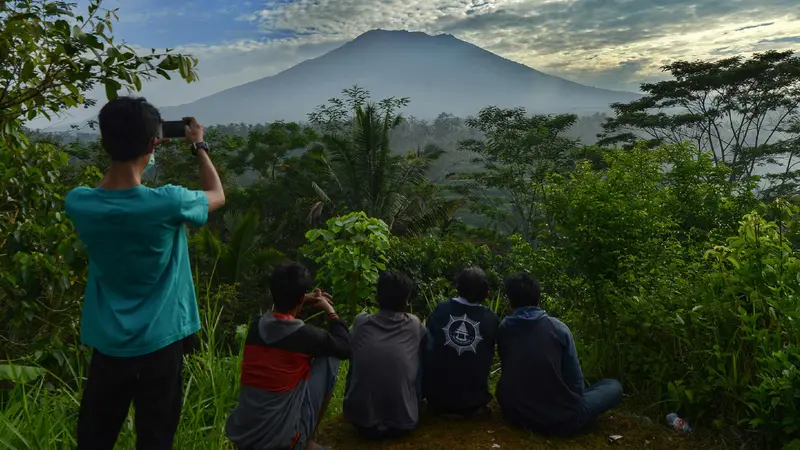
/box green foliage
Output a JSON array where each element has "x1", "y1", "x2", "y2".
[
  {"x1": 0, "y1": 0, "x2": 199, "y2": 125},
  {"x1": 228, "y1": 121, "x2": 318, "y2": 181},
  {"x1": 0, "y1": 135, "x2": 101, "y2": 363},
  {"x1": 600, "y1": 50, "x2": 800, "y2": 188},
  {"x1": 386, "y1": 236, "x2": 506, "y2": 313},
  {"x1": 307, "y1": 87, "x2": 457, "y2": 235},
  {"x1": 540, "y1": 143, "x2": 686, "y2": 341},
  {"x1": 530, "y1": 142, "x2": 800, "y2": 445},
  {"x1": 640, "y1": 206, "x2": 800, "y2": 446},
  {"x1": 301, "y1": 212, "x2": 390, "y2": 317},
  {"x1": 0, "y1": 364, "x2": 46, "y2": 383},
  {"x1": 455, "y1": 107, "x2": 581, "y2": 240}
]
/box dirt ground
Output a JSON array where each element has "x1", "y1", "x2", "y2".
[{"x1": 317, "y1": 407, "x2": 724, "y2": 450}]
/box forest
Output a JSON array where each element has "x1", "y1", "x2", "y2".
[{"x1": 3, "y1": 1, "x2": 800, "y2": 449}]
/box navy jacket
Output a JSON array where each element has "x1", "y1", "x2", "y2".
[
  {"x1": 496, "y1": 306, "x2": 584, "y2": 432},
  {"x1": 424, "y1": 298, "x2": 499, "y2": 414}
]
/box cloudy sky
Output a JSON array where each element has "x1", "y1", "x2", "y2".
[{"x1": 39, "y1": 0, "x2": 800, "y2": 128}]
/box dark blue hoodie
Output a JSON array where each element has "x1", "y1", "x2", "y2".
[{"x1": 496, "y1": 306, "x2": 584, "y2": 433}]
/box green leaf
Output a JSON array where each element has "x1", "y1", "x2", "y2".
[
  {"x1": 104, "y1": 79, "x2": 121, "y2": 100},
  {"x1": 71, "y1": 24, "x2": 85, "y2": 39},
  {"x1": 0, "y1": 364, "x2": 46, "y2": 383},
  {"x1": 20, "y1": 61, "x2": 35, "y2": 81}
]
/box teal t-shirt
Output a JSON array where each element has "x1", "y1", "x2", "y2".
[{"x1": 65, "y1": 184, "x2": 209, "y2": 357}]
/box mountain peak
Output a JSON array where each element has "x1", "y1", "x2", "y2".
[
  {"x1": 159, "y1": 29, "x2": 641, "y2": 125},
  {"x1": 352, "y1": 29, "x2": 458, "y2": 42}
]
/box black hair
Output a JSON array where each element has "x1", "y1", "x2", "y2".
[
  {"x1": 377, "y1": 271, "x2": 414, "y2": 312},
  {"x1": 98, "y1": 96, "x2": 162, "y2": 162},
  {"x1": 457, "y1": 266, "x2": 489, "y2": 304},
  {"x1": 504, "y1": 272, "x2": 542, "y2": 309},
  {"x1": 270, "y1": 263, "x2": 313, "y2": 313}
]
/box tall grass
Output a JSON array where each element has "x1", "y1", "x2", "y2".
[
  {"x1": 0, "y1": 343, "x2": 241, "y2": 449},
  {"x1": 0, "y1": 275, "x2": 355, "y2": 450}
]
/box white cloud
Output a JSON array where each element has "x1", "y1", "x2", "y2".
[
  {"x1": 29, "y1": 36, "x2": 343, "y2": 130},
  {"x1": 240, "y1": 0, "x2": 800, "y2": 91},
  {"x1": 28, "y1": 0, "x2": 800, "y2": 129}
]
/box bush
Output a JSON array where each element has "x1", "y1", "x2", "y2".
[
  {"x1": 0, "y1": 135, "x2": 101, "y2": 369},
  {"x1": 387, "y1": 235, "x2": 509, "y2": 313},
  {"x1": 301, "y1": 212, "x2": 390, "y2": 318},
  {"x1": 526, "y1": 142, "x2": 798, "y2": 446}
]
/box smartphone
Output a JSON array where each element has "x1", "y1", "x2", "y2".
[{"x1": 161, "y1": 119, "x2": 189, "y2": 139}]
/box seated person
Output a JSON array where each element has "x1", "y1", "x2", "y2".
[
  {"x1": 226, "y1": 263, "x2": 349, "y2": 450},
  {"x1": 423, "y1": 267, "x2": 499, "y2": 418},
  {"x1": 496, "y1": 272, "x2": 623, "y2": 436},
  {"x1": 343, "y1": 271, "x2": 427, "y2": 439}
]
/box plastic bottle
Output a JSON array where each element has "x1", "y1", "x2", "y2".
[{"x1": 666, "y1": 413, "x2": 692, "y2": 433}]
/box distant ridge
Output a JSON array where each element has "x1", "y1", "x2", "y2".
[{"x1": 160, "y1": 29, "x2": 641, "y2": 125}]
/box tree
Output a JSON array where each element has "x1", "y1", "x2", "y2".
[
  {"x1": 599, "y1": 50, "x2": 800, "y2": 185},
  {"x1": 759, "y1": 116, "x2": 800, "y2": 199},
  {"x1": 227, "y1": 121, "x2": 318, "y2": 182},
  {"x1": 301, "y1": 212, "x2": 390, "y2": 317},
  {"x1": 307, "y1": 86, "x2": 457, "y2": 235},
  {"x1": 454, "y1": 106, "x2": 581, "y2": 241},
  {"x1": 192, "y1": 210, "x2": 285, "y2": 287},
  {"x1": 0, "y1": 0, "x2": 199, "y2": 126}
]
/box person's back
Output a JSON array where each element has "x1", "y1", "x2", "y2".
[
  {"x1": 424, "y1": 267, "x2": 498, "y2": 417},
  {"x1": 497, "y1": 273, "x2": 622, "y2": 436},
  {"x1": 497, "y1": 307, "x2": 582, "y2": 430},
  {"x1": 67, "y1": 184, "x2": 206, "y2": 355},
  {"x1": 65, "y1": 97, "x2": 225, "y2": 450},
  {"x1": 226, "y1": 263, "x2": 348, "y2": 450},
  {"x1": 344, "y1": 272, "x2": 426, "y2": 438}
]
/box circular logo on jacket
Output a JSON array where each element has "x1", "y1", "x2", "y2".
[{"x1": 442, "y1": 314, "x2": 483, "y2": 355}]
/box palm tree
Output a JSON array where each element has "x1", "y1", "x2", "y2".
[
  {"x1": 309, "y1": 98, "x2": 456, "y2": 235},
  {"x1": 192, "y1": 210, "x2": 285, "y2": 286}
]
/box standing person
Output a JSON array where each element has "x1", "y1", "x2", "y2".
[
  {"x1": 226, "y1": 262, "x2": 348, "y2": 450},
  {"x1": 65, "y1": 96, "x2": 225, "y2": 450},
  {"x1": 496, "y1": 272, "x2": 623, "y2": 436},
  {"x1": 343, "y1": 271, "x2": 427, "y2": 439},
  {"x1": 423, "y1": 267, "x2": 499, "y2": 418}
]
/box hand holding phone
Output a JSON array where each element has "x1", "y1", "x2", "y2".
[
  {"x1": 161, "y1": 119, "x2": 189, "y2": 139},
  {"x1": 161, "y1": 117, "x2": 204, "y2": 143}
]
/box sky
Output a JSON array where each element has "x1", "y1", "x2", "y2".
[{"x1": 36, "y1": 0, "x2": 800, "y2": 129}]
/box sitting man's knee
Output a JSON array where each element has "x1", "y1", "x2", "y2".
[{"x1": 608, "y1": 379, "x2": 623, "y2": 398}]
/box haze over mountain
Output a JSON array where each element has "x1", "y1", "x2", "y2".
[{"x1": 160, "y1": 29, "x2": 641, "y2": 125}]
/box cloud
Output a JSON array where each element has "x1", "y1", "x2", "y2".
[
  {"x1": 27, "y1": 36, "x2": 344, "y2": 129},
  {"x1": 29, "y1": 0, "x2": 800, "y2": 128},
  {"x1": 759, "y1": 36, "x2": 800, "y2": 44},
  {"x1": 235, "y1": 0, "x2": 800, "y2": 92},
  {"x1": 735, "y1": 22, "x2": 774, "y2": 32}
]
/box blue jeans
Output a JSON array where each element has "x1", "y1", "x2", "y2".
[
  {"x1": 298, "y1": 357, "x2": 340, "y2": 446},
  {"x1": 568, "y1": 378, "x2": 623, "y2": 434}
]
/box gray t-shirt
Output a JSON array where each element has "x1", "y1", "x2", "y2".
[{"x1": 343, "y1": 310, "x2": 427, "y2": 430}]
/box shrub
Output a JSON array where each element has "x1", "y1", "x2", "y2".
[
  {"x1": 0, "y1": 136, "x2": 101, "y2": 368},
  {"x1": 301, "y1": 212, "x2": 390, "y2": 318},
  {"x1": 387, "y1": 236, "x2": 508, "y2": 313}
]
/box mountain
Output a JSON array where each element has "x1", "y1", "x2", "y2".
[{"x1": 160, "y1": 29, "x2": 641, "y2": 125}]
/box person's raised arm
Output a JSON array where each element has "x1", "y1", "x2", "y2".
[{"x1": 185, "y1": 117, "x2": 225, "y2": 213}]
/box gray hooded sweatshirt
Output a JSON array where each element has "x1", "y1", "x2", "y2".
[{"x1": 343, "y1": 310, "x2": 427, "y2": 431}]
